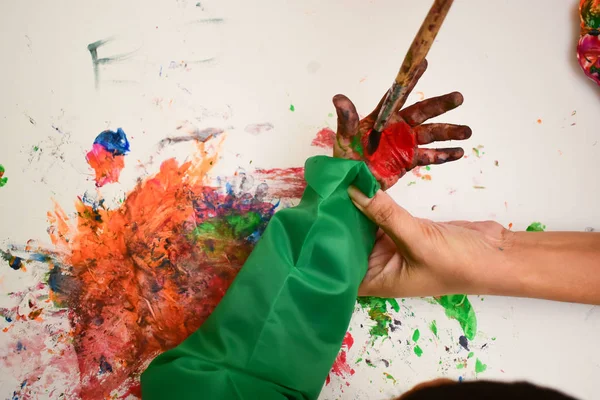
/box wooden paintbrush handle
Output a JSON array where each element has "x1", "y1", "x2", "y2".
[{"x1": 372, "y1": 0, "x2": 454, "y2": 135}]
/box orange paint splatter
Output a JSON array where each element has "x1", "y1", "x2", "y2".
[
  {"x1": 86, "y1": 144, "x2": 126, "y2": 187},
  {"x1": 537, "y1": 119, "x2": 542, "y2": 124}
]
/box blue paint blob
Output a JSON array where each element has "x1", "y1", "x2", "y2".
[
  {"x1": 9, "y1": 257, "x2": 23, "y2": 270},
  {"x1": 98, "y1": 355, "x2": 113, "y2": 374},
  {"x1": 20, "y1": 380, "x2": 27, "y2": 389},
  {"x1": 29, "y1": 253, "x2": 50, "y2": 262},
  {"x1": 5, "y1": 316, "x2": 12, "y2": 322},
  {"x1": 458, "y1": 376, "x2": 463, "y2": 383},
  {"x1": 93, "y1": 128, "x2": 130, "y2": 155},
  {"x1": 16, "y1": 341, "x2": 25, "y2": 352}
]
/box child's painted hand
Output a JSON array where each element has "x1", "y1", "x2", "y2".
[{"x1": 332, "y1": 60, "x2": 471, "y2": 190}]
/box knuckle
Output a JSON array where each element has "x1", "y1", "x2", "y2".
[{"x1": 369, "y1": 197, "x2": 396, "y2": 227}]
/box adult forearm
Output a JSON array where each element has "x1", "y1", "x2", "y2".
[{"x1": 490, "y1": 232, "x2": 600, "y2": 304}]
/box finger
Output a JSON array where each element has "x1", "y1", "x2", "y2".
[
  {"x1": 412, "y1": 147, "x2": 464, "y2": 167},
  {"x1": 332, "y1": 94, "x2": 359, "y2": 138},
  {"x1": 348, "y1": 186, "x2": 417, "y2": 240},
  {"x1": 399, "y1": 91, "x2": 464, "y2": 126},
  {"x1": 367, "y1": 59, "x2": 428, "y2": 120},
  {"x1": 414, "y1": 124, "x2": 472, "y2": 145}
]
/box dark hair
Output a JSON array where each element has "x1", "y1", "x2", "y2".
[{"x1": 401, "y1": 381, "x2": 578, "y2": 400}]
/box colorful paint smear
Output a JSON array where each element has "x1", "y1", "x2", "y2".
[
  {"x1": 0, "y1": 164, "x2": 7, "y2": 187},
  {"x1": 526, "y1": 222, "x2": 546, "y2": 232},
  {"x1": 578, "y1": 0, "x2": 600, "y2": 85},
  {"x1": 0, "y1": 133, "x2": 309, "y2": 398},
  {"x1": 435, "y1": 295, "x2": 477, "y2": 340},
  {"x1": 383, "y1": 372, "x2": 397, "y2": 384},
  {"x1": 86, "y1": 128, "x2": 130, "y2": 187},
  {"x1": 357, "y1": 296, "x2": 400, "y2": 338},
  {"x1": 254, "y1": 167, "x2": 306, "y2": 199},
  {"x1": 327, "y1": 332, "x2": 355, "y2": 385}
]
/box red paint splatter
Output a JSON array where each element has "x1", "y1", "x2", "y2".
[
  {"x1": 364, "y1": 121, "x2": 416, "y2": 179},
  {"x1": 255, "y1": 167, "x2": 306, "y2": 199},
  {"x1": 311, "y1": 128, "x2": 335, "y2": 149},
  {"x1": 327, "y1": 332, "x2": 355, "y2": 385},
  {"x1": 86, "y1": 144, "x2": 126, "y2": 187}
]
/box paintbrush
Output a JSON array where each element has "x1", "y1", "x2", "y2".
[{"x1": 367, "y1": 0, "x2": 454, "y2": 155}]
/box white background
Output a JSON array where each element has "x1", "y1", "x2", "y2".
[{"x1": 0, "y1": 0, "x2": 599, "y2": 399}]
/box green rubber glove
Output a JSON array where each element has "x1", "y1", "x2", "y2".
[{"x1": 141, "y1": 156, "x2": 379, "y2": 399}]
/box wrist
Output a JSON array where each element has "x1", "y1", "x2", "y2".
[{"x1": 470, "y1": 227, "x2": 520, "y2": 296}]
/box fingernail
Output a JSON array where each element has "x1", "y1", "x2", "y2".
[{"x1": 348, "y1": 186, "x2": 371, "y2": 208}]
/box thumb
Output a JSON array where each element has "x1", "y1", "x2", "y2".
[
  {"x1": 332, "y1": 94, "x2": 359, "y2": 138},
  {"x1": 348, "y1": 186, "x2": 416, "y2": 240}
]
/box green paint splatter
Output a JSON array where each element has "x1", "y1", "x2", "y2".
[
  {"x1": 456, "y1": 363, "x2": 465, "y2": 369},
  {"x1": 383, "y1": 372, "x2": 397, "y2": 383},
  {"x1": 412, "y1": 329, "x2": 420, "y2": 342},
  {"x1": 355, "y1": 358, "x2": 363, "y2": 363},
  {"x1": 33, "y1": 146, "x2": 39, "y2": 151},
  {"x1": 0, "y1": 164, "x2": 7, "y2": 188},
  {"x1": 328, "y1": 112, "x2": 334, "y2": 118},
  {"x1": 407, "y1": 181, "x2": 417, "y2": 186},
  {"x1": 191, "y1": 212, "x2": 264, "y2": 240},
  {"x1": 435, "y1": 295, "x2": 477, "y2": 340},
  {"x1": 475, "y1": 358, "x2": 487, "y2": 374},
  {"x1": 289, "y1": 104, "x2": 295, "y2": 112},
  {"x1": 429, "y1": 320, "x2": 438, "y2": 337},
  {"x1": 357, "y1": 297, "x2": 400, "y2": 338},
  {"x1": 526, "y1": 222, "x2": 546, "y2": 232},
  {"x1": 414, "y1": 345, "x2": 423, "y2": 357},
  {"x1": 492, "y1": 337, "x2": 497, "y2": 341},
  {"x1": 365, "y1": 359, "x2": 376, "y2": 368},
  {"x1": 468, "y1": 352, "x2": 474, "y2": 359},
  {"x1": 425, "y1": 166, "x2": 431, "y2": 171}
]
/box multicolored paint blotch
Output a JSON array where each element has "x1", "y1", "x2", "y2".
[
  {"x1": 86, "y1": 128, "x2": 130, "y2": 187},
  {"x1": 435, "y1": 295, "x2": 477, "y2": 341},
  {"x1": 357, "y1": 296, "x2": 400, "y2": 338},
  {"x1": 578, "y1": 0, "x2": 600, "y2": 85},
  {"x1": 0, "y1": 164, "x2": 7, "y2": 187},
  {"x1": 327, "y1": 332, "x2": 355, "y2": 386},
  {"x1": 1, "y1": 134, "x2": 307, "y2": 398}
]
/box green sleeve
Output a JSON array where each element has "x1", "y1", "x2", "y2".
[{"x1": 141, "y1": 156, "x2": 379, "y2": 400}]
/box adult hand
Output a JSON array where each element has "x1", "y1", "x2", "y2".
[
  {"x1": 348, "y1": 187, "x2": 512, "y2": 298},
  {"x1": 333, "y1": 60, "x2": 472, "y2": 190}
]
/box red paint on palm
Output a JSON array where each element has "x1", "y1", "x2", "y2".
[{"x1": 364, "y1": 121, "x2": 416, "y2": 179}]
